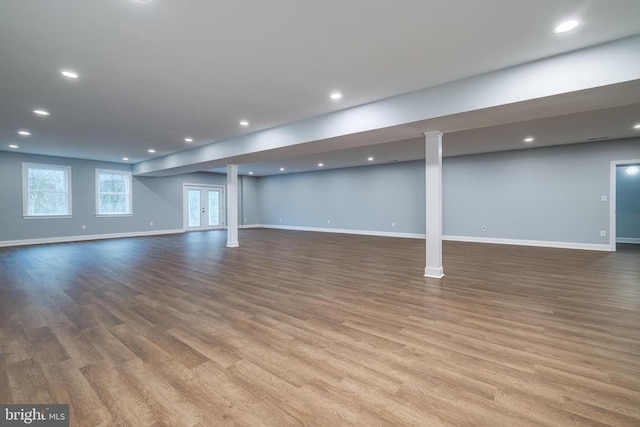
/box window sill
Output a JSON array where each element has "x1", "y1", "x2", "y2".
[
  {"x1": 23, "y1": 215, "x2": 72, "y2": 220},
  {"x1": 95, "y1": 214, "x2": 133, "y2": 218}
]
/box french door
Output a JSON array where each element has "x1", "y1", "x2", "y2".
[{"x1": 183, "y1": 185, "x2": 225, "y2": 230}]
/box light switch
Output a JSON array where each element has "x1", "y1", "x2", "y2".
[{"x1": 601, "y1": 195, "x2": 607, "y2": 202}]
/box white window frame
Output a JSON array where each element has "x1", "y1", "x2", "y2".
[
  {"x1": 22, "y1": 162, "x2": 73, "y2": 219},
  {"x1": 95, "y1": 169, "x2": 133, "y2": 217}
]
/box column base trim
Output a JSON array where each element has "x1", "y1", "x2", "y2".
[
  {"x1": 424, "y1": 267, "x2": 444, "y2": 279},
  {"x1": 226, "y1": 241, "x2": 239, "y2": 248}
]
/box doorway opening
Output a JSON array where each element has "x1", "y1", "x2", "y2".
[
  {"x1": 609, "y1": 159, "x2": 640, "y2": 251},
  {"x1": 183, "y1": 184, "x2": 225, "y2": 231}
]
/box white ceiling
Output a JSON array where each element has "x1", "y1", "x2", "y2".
[{"x1": 1, "y1": 0, "x2": 640, "y2": 172}]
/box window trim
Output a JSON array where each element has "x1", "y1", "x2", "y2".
[
  {"x1": 22, "y1": 162, "x2": 73, "y2": 219},
  {"x1": 95, "y1": 168, "x2": 133, "y2": 217}
]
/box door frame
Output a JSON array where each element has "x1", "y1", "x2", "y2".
[
  {"x1": 182, "y1": 183, "x2": 226, "y2": 231},
  {"x1": 609, "y1": 158, "x2": 640, "y2": 251}
]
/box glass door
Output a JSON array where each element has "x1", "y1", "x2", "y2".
[
  {"x1": 184, "y1": 185, "x2": 225, "y2": 230},
  {"x1": 207, "y1": 189, "x2": 221, "y2": 227}
]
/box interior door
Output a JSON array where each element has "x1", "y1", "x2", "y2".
[{"x1": 184, "y1": 185, "x2": 225, "y2": 230}]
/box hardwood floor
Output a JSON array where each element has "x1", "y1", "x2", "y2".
[{"x1": 1, "y1": 229, "x2": 639, "y2": 426}]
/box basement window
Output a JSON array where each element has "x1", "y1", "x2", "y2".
[
  {"x1": 22, "y1": 163, "x2": 72, "y2": 218},
  {"x1": 96, "y1": 169, "x2": 132, "y2": 216}
]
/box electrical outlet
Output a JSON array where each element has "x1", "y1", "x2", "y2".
[
  {"x1": 481, "y1": 225, "x2": 487, "y2": 232},
  {"x1": 81, "y1": 225, "x2": 86, "y2": 230},
  {"x1": 327, "y1": 220, "x2": 331, "y2": 224},
  {"x1": 244, "y1": 217, "x2": 247, "y2": 222},
  {"x1": 391, "y1": 222, "x2": 396, "y2": 227},
  {"x1": 149, "y1": 221, "x2": 154, "y2": 226},
  {"x1": 600, "y1": 230, "x2": 606, "y2": 237},
  {"x1": 279, "y1": 218, "x2": 282, "y2": 222},
  {"x1": 601, "y1": 195, "x2": 607, "y2": 202}
]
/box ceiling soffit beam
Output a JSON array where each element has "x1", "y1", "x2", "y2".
[{"x1": 133, "y1": 35, "x2": 640, "y2": 177}]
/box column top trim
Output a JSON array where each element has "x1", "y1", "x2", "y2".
[{"x1": 423, "y1": 131, "x2": 443, "y2": 137}]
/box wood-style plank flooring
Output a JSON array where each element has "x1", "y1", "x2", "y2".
[{"x1": 1, "y1": 229, "x2": 639, "y2": 426}]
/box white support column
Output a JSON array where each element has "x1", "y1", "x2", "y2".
[
  {"x1": 226, "y1": 164, "x2": 239, "y2": 248},
  {"x1": 424, "y1": 131, "x2": 444, "y2": 278}
]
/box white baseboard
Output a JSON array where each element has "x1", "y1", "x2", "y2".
[
  {"x1": 257, "y1": 224, "x2": 425, "y2": 239},
  {"x1": 617, "y1": 237, "x2": 640, "y2": 244},
  {"x1": 443, "y1": 235, "x2": 611, "y2": 251},
  {"x1": 0, "y1": 229, "x2": 185, "y2": 248},
  {"x1": 0, "y1": 225, "x2": 614, "y2": 253},
  {"x1": 255, "y1": 224, "x2": 611, "y2": 251}
]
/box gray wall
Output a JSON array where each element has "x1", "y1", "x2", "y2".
[
  {"x1": 443, "y1": 139, "x2": 639, "y2": 244},
  {"x1": 259, "y1": 138, "x2": 640, "y2": 245},
  {"x1": 240, "y1": 175, "x2": 261, "y2": 227},
  {"x1": 259, "y1": 162, "x2": 425, "y2": 234},
  {"x1": 616, "y1": 164, "x2": 640, "y2": 239},
  {"x1": 3, "y1": 139, "x2": 639, "y2": 246},
  {"x1": 0, "y1": 151, "x2": 256, "y2": 243}
]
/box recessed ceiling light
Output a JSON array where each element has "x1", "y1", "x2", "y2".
[
  {"x1": 239, "y1": 120, "x2": 249, "y2": 126},
  {"x1": 279, "y1": 167, "x2": 285, "y2": 171},
  {"x1": 184, "y1": 137, "x2": 193, "y2": 143},
  {"x1": 330, "y1": 92, "x2": 342, "y2": 100},
  {"x1": 33, "y1": 109, "x2": 49, "y2": 116},
  {"x1": 60, "y1": 70, "x2": 80, "y2": 79},
  {"x1": 9, "y1": 144, "x2": 19, "y2": 149},
  {"x1": 147, "y1": 149, "x2": 156, "y2": 153},
  {"x1": 248, "y1": 171, "x2": 254, "y2": 175},
  {"x1": 633, "y1": 123, "x2": 640, "y2": 129},
  {"x1": 122, "y1": 157, "x2": 129, "y2": 161},
  {"x1": 18, "y1": 130, "x2": 31, "y2": 136},
  {"x1": 367, "y1": 157, "x2": 374, "y2": 161},
  {"x1": 318, "y1": 163, "x2": 324, "y2": 167},
  {"x1": 627, "y1": 166, "x2": 639, "y2": 176},
  {"x1": 524, "y1": 137, "x2": 535, "y2": 143},
  {"x1": 553, "y1": 20, "x2": 579, "y2": 34}
]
